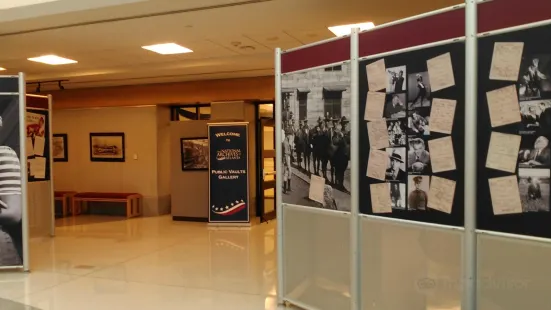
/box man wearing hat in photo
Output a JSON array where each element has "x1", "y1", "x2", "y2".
[
  {"x1": 295, "y1": 120, "x2": 305, "y2": 170},
  {"x1": 385, "y1": 150, "x2": 406, "y2": 181},
  {"x1": 282, "y1": 131, "x2": 293, "y2": 194},
  {"x1": 301, "y1": 119, "x2": 312, "y2": 173},
  {"x1": 408, "y1": 176, "x2": 428, "y2": 210},
  {"x1": 333, "y1": 116, "x2": 350, "y2": 191}
]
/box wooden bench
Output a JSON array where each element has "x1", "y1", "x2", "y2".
[
  {"x1": 73, "y1": 192, "x2": 143, "y2": 218},
  {"x1": 54, "y1": 191, "x2": 77, "y2": 217}
]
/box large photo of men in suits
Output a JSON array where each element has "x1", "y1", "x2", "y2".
[{"x1": 281, "y1": 64, "x2": 351, "y2": 211}]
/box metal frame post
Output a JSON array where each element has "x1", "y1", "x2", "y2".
[
  {"x1": 275, "y1": 47, "x2": 285, "y2": 305},
  {"x1": 350, "y1": 28, "x2": 360, "y2": 310},
  {"x1": 47, "y1": 95, "x2": 55, "y2": 237},
  {"x1": 464, "y1": 0, "x2": 478, "y2": 309},
  {"x1": 18, "y1": 73, "x2": 30, "y2": 272}
]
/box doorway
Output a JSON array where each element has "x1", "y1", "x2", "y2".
[{"x1": 256, "y1": 103, "x2": 276, "y2": 222}]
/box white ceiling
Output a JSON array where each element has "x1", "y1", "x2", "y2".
[{"x1": 0, "y1": 0, "x2": 461, "y2": 91}]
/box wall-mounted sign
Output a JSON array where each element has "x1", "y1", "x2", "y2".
[{"x1": 208, "y1": 123, "x2": 249, "y2": 223}]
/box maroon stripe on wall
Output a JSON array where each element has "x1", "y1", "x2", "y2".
[
  {"x1": 359, "y1": 8, "x2": 465, "y2": 58},
  {"x1": 478, "y1": 0, "x2": 551, "y2": 33},
  {"x1": 26, "y1": 95, "x2": 48, "y2": 109},
  {"x1": 281, "y1": 37, "x2": 350, "y2": 73}
]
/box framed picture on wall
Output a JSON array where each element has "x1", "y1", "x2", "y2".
[
  {"x1": 181, "y1": 137, "x2": 209, "y2": 171},
  {"x1": 52, "y1": 134, "x2": 68, "y2": 162},
  {"x1": 90, "y1": 132, "x2": 125, "y2": 162}
]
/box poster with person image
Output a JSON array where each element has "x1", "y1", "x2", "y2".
[
  {"x1": 389, "y1": 183, "x2": 406, "y2": 210},
  {"x1": 408, "y1": 72, "x2": 431, "y2": 108},
  {"x1": 518, "y1": 55, "x2": 551, "y2": 101},
  {"x1": 478, "y1": 23, "x2": 551, "y2": 239},
  {"x1": 383, "y1": 93, "x2": 407, "y2": 119},
  {"x1": 408, "y1": 137, "x2": 432, "y2": 174},
  {"x1": 387, "y1": 119, "x2": 407, "y2": 147},
  {"x1": 0, "y1": 93, "x2": 24, "y2": 267},
  {"x1": 385, "y1": 147, "x2": 406, "y2": 182},
  {"x1": 387, "y1": 66, "x2": 407, "y2": 94},
  {"x1": 360, "y1": 41, "x2": 464, "y2": 227},
  {"x1": 407, "y1": 175, "x2": 430, "y2": 211},
  {"x1": 518, "y1": 136, "x2": 551, "y2": 169},
  {"x1": 518, "y1": 168, "x2": 550, "y2": 213}
]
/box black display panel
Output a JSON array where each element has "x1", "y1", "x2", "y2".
[
  {"x1": 478, "y1": 24, "x2": 551, "y2": 238},
  {"x1": 359, "y1": 42, "x2": 465, "y2": 227}
]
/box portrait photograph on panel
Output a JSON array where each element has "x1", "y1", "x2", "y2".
[
  {"x1": 408, "y1": 71, "x2": 432, "y2": 108},
  {"x1": 518, "y1": 55, "x2": 551, "y2": 101},
  {"x1": 387, "y1": 119, "x2": 407, "y2": 147},
  {"x1": 389, "y1": 182, "x2": 406, "y2": 210},
  {"x1": 385, "y1": 147, "x2": 406, "y2": 182},
  {"x1": 281, "y1": 64, "x2": 351, "y2": 212},
  {"x1": 408, "y1": 106, "x2": 431, "y2": 137},
  {"x1": 387, "y1": 66, "x2": 407, "y2": 94},
  {"x1": 519, "y1": 100, "x2": 551, "y2": 135},
  {"x1": 383, "y1": 93, "x2": 407, "y2": 119},
  {"x1": 408, "y1": 137, "x2": 431, "y2": 174},
  {"x1": 518, "y1": 168, "x2": 550, "y2": 213},
  {"x1": 518, "y1": 136, "x2": 551, "y2": 169},
  {"x1": 408, "y1": 175, "x2": 430, "y2": 211}
]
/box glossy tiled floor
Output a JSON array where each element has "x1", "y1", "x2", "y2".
[{"x1": 0, "y1": 215, "x2": 283, "y2": 310}]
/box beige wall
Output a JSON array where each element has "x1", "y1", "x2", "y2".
[
  {"x1": 170, "y1": 101, "x2": 257, "y2": 220},
  {"x1": 52, "y1": 106, "x2": 166, "y2": 216},
  {"x1": 156, "y1": 106, "x2": 172, "y2": 215},
  {"x1": 170, "y1": 121, "x2": 210, "y2": 219}
]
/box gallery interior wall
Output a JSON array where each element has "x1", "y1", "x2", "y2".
[
  {"x1": 45, "y1": 76, "x2": 274, "y2": 109},
  {"x1": 52, "y1": 106, "x2": 168, "y2": 216}
]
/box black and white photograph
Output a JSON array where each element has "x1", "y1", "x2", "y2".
[
  {"x1": 518, "y1": 168, "x2": 550, "y2": 212},
  {"x1": 281, "y1": 64, "x2": 351, "y2": 211},
  {"x1": 408, "y1": 137, "x2": 431, "y2": 174},
  {"x1": 385, "y1": 147, "x2": 406, "y2": 182},
  {"x1": 389, "y1": 183, "x2": 406, "y2": 210},
  {"x1": 90, "y1": 132, "x2": 125, "y2": 162},
  {"x1": 519, "y1": 100, "x2": 551, "y2": 135},
  {"x1": 383, "y1": 93, "x2": 407, "y2": 119},
  {"x1": 181, "y1": 137, "x2": 209, "y2": 170},
  {"x1": 518, "y1": 55, "x2": 551, "y2": 101},
  {"x1": 518, "y1": 136, "x2": 551, "y2": 169},
  {"x1": 408, "y1": 175, "x2": 430, "y2": 211},
  {"x1": 387, "y1": 66, "x2": 407, "y2": 94},
  {"x1": 387, "y1": 119, "x2": 407, "y2": 147},
  {"x1": 53, "y1": 134, "x2": 68, "y2": 162},
  {"x1": 0, "y1": 95, "x2": 24, "y2": 267},
  {"x1": 408, "y1": 72, "x2": 431, "y2": 108},
  {"x1": 408, "y1": 107, "x2": 431, "y2": 136}
]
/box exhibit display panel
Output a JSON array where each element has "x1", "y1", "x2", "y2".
[
  {"x1": 283, "y1": 205, "x2": 350, "y2": 310},
  {"x1": 0, "y1": 74, "x2": 30, "y2": 271},
  {"x1": 25, "y1": 95, "x2": 55, "y2": 238},
  {"x1": 361, "y1": 217, "x2": 462, "y2": 310},
  {"x1": 277, "y1": 34, "x2": 354, "y2": 310},
  {"x1": 276, "y1": 1, "x2": 551, "y2": 309}
]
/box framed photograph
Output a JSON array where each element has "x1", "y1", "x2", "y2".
[
  {"x1": 181, "y1": 137, "x2": 209, "y2": 171},
  {"x1": 53, "y1": 134, "x2": 68, "y2": 162},
  {"x1": 90, "y1": 133, "x2": 125, "y2": 162}
]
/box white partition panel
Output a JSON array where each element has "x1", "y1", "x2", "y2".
[
  {"x1": 27, "y1": 181, "x2": 53, "y2": 238},
  {"x1": 477, "y1": 234, "x2": 551, "y2": 310},
  {"x1": 283, "y1": 205, "x2": 350, "y2": 310},
  {"x1": 361, "y1": 217, "x2": 462, "y2": 310}
]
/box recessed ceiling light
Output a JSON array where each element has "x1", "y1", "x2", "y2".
[
  {"x1": 142, "y1": 43, "x2": 193, "y2": 55},
  {"x1": 328, "y1": 22, "x2": 376, "y2": 36},
  {"x1": 0, "y1": 67, "x2": 6, "y2": 71},
  {"x1": 28, "y1": 55, "x2": 77, "y2": 65}
]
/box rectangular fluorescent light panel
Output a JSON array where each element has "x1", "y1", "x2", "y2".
[
  {"x1": 328, "y1": 22, "x2": 375, "y2": 36},
  {"x1": 28, "y1": 55, "x2": 77, "y2": 65},
  {"x1": 142, "y1": 43, "x2": 193, "y2": 55}
]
